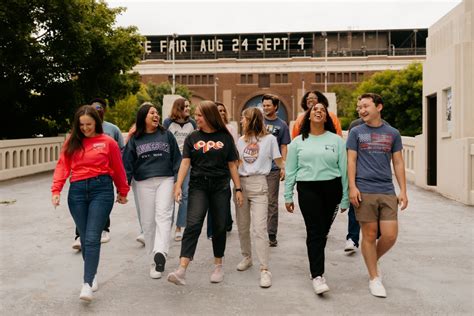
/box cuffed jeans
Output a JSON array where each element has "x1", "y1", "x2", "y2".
[
  {"x1": 135, "y1": 176, "x2": 175, "y2": 262},
  {"x1": 235, "y1": 175, "x2": 270, "y2": 270},
  {"x1": 297, "y1": 178, "x2": 342, "y2": 278},
  {"x1": 175, "y1": 169, "x2": 190, "y2": 228},
  {"x1": 266, "y1": 169, "x2": 280, "y2": 237},
  {"x1": 68, "y1": 175, "x2": 115, "y2": 286},
  {"x1": 180, "y1": 176, "x2": 231, "y2": 259},
  {"x1": 346, "y1": 204, "x2": 360, "y2": 247}
]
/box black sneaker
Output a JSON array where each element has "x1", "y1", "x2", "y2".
[
  {"x1": 269, "y1": 235, "x2": 278, "y2": 247},
  {"x1": 154, "y1": 252, "x2": 166, "y2": 272}
]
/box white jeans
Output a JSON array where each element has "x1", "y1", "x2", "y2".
[{"x1": 135, "y1": 176, "x2": 174, "y2": 263}]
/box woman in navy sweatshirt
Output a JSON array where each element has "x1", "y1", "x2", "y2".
[{"x1": 122, "y1": 102, "x2": 182, "y2": 279}]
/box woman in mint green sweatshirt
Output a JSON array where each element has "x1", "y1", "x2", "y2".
[{"x1": 284, "y1": 101, "x2": 349, "y2": 296}]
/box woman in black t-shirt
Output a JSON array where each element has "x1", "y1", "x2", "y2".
[{"x1": 167, "y1": 101, "x2": 243, "y2": 285}]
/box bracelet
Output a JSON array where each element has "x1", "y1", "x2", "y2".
[{"x1": 235, "y1": 188, "x2": 243, "y2": 192}]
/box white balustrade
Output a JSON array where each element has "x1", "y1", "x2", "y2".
[{"x1": 0, "y1": 137, "x2": 66, "y2": 181}]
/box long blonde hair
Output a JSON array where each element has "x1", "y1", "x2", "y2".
[{"x1": 242, "y1": 107, "x2": 268, "y2": 143}]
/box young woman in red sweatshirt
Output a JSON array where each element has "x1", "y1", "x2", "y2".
[{"x1": 51, "y1": 105, "x2": 129, "y2": 302}]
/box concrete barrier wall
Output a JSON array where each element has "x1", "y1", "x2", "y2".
[
  {"x1": 0, "y1": 134, "x2": 418, "y2": 183},
  {"x1": 0, "y1": 137, "x2": 66, "y2": 181}
]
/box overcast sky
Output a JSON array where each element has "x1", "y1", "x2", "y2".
[{"x1": 106, "y1": 0, "x2": 462, "y2": 36}]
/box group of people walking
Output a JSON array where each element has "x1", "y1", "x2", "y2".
[{"x1": 51, "y1": 91, "x2": 407, "y2": 302}]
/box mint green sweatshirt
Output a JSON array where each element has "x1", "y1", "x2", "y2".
[{"x1": 284, "y1": 132, "x2": 349, "y2": 209}]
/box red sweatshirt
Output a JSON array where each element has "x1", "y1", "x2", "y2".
[{"x1": 51, "y1": 134, "x2": 130, "y2": 196}]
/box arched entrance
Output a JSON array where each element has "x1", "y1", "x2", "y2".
[{"x1": 242, "y1": 95, "x2": 288, "y2": 122}]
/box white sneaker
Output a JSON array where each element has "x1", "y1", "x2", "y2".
[
  {"x1": 312, "y1": 276, "x2": 330, "y2": 294},
  {"x1": 79, "y1": 283, "x2": 93, "y2": 302},
  {"x1": 236, "y1": 256, "x2": 253, "y2": 271},
  {"x1": 369, "y1": 277, "x2": 387, "y2": 298},
  {"x1": 100, "y1": 231, "x2": 110, "y2": 243},
  {"x1": 92, "y1": 276, "x2": 98, "y2": 292},
  {"x1": 136, "y1": 234, "x2": 145, "y2": 246},
  {"x1": 72, "y1": 239, "x2": 81, "y2": 251},
  {"x1": 150, "y1": 264, "x2": 162, "y2": 279},
  {"x1": 260, "y1": 270, "x2": 272, "y2": 288},
  {"x1": 344, "y1": 238, "x2": 356, "y2": 254},
  {"x1": 174, "y1": 230, "x2": 183, "y2": 241}
]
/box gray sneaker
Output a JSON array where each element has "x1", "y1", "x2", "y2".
[
  {"x1": 210, "y1": 264, "x2": 224, "y2": 283},
  {"x1": 167, "y1": 267, "x2": 186, "y2": 285}
]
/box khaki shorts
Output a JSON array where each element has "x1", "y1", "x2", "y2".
[{"x1": 355, "y1": 193, "x2": 398, "y2": 222}]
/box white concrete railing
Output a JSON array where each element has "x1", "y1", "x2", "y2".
[
  {"x1": 0, "y1": 133, "x2": 417, "y2": 182},
  {"x1": 0, "y1": 137, "x2": 66, "y2": 181},
  {"x1": 401, "y1": 136, "x2": 416, "y2": 183}
]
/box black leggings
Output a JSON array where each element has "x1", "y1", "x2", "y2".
[{"x1": 297, "y1": 178, "x2": 342, "y2": 278}]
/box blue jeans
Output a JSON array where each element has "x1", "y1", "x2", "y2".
[
  {"x1": 180, "y1": 176, "x2": 231, "y2": 259},
  {"x1": 68, "y1": 175, "x2": 114, "y2": 286},
  {"x1": 175, "y1": 169, "x2": 190, "y2": 228},
  {"x1": 346, "y1": 204, "x2": 360, "y2": 247}
]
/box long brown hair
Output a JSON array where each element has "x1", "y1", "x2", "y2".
[
  {"x1": 242, "y1": 107, "x2": 268, "y2": 143},
  {"x1": 215, "y1": 101, "x2": 229, "y2": 124},
  {"x1": 169, "y1": 98, "x2": 187, "y2": 121},
  {"x1": 64, "y1": 105, "x2": 103, "y2": 157}
]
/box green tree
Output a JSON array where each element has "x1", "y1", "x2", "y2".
[
  {"x1": 138, "y1": 81, "x2": 192, "y2": 116},
  {"x1": 333, "y1": 85, "x2": 358, "y2": 130},
  {"x1": 0, "y1": 0, "x2": 144, "y2": 138},
  {"x1": 353, "y1": 63, "x2": 423, "y2": 136},
  {"x1": 104, "y1": 81, "x2": 193, "y2": 130}
]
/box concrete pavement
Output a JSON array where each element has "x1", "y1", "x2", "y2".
[{"x1": 0, "y1": 172, "x2": 473, "y2": 315}]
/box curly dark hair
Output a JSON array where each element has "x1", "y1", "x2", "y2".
[
  {"x1": 300, "y1": 102, "x2": 336, "y2": 141},
  {"x1": 300, "y1": 90, "x2": 328, "y2": 111}
]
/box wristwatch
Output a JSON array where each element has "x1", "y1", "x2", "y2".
[{"x1": 235, "y1": 188, "x2": 243, "y2": 192}]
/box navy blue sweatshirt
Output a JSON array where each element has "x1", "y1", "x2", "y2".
[{"x1": 122, "y1": 130, "x2": 182, "y2": 183}]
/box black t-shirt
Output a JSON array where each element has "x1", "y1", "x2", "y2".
[{"x1": 183, "y1": 129, "x2": 238, "y2": 178}]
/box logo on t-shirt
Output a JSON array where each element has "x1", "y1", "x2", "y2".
[
  {"x1": 266, "y1": 124, "x2": 280, "y2": 137},
  {"x1": 325, "y1": 144, "x2": 336, "y2": 152},
  {"x1": 194, "y1": 140, "x2": 224, "y2": 153},
  {"x1": 359, "y1": 133, "x2": 393, "y2": 153},
  {"x1": 93, "y1": 143, "x2": 106, "y2": 150},
  {"x1": 243, "y1": 143, "x2": 260, "y2": 163}
]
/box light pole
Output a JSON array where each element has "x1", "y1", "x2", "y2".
[
  {"x1": 214, "y1": 76, "x2": 219, "y2": 101},
  {"x1": 171, "y1": 33, "x2": 178, "y2": 94},
  {"x1": 324, "y1": 36, "x2": 328, "y2": 93}
]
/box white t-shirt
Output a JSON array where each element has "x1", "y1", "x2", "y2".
[{"x1": 237, "y1": 134, "x2": 281, "y2": 176}]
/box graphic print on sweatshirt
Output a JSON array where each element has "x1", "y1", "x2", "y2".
[
  {"x1": 243, "y1": 143, "x2": 260, "y2": 163},
  {"x1": 359, "y1": 133, "x2": 393, "y2": 154},
  {"x1": 193, "y1": 140, "x2": 224, "y2": 153},
  {"x1": 136, "y1": 142, "x2": 170, "y2": 158}
]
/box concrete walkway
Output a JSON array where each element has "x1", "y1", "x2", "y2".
[{"x1": 0, "y1": 172, "x2": 472, "y2": 315}]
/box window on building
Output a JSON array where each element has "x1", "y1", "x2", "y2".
[
  {"x1": 275, "y1": 74, "x2": 281, "y2": 83},
  {"x1": 282, "y1": 73, "x2": 288, "y2": 83},
  {"x1": 188, "y1": 76, "x2": 194, "y2": 85},
  {"x1": 181, "y1": 76, "x2": 187, "y2": 85},
  {"x1": 315, "y1": 73, "x2": 323, "y2": 83},
  {"x1": 344, "y1": 73, "x2": 350, "y2": 82},
  {"x1": 195, "y1": 75, "x2": 201, "y2": 85},
  {"x1": 240, "y1": 74, "x2": 254, "y2": 84},
  {"x1": 209, "y1": 75, "x2": 214, "y2": 84},
  {"x1": 358, "y1": 72, "x2": 365, "y2": 81},
  {"x1": 259, "y1": 74, "x2": 270, "y2": 88},
  {"x1": 202, "y1": 75, "x2": 208, "y2": 84},
  {"x1": 337, "y1": 73, "x2": 342, "y2": 82},
  {"x1": 351, "y1": 73, "x2": 357, "y2": 82},
  {"x1": 329, "y1": 73, "x2": 335, "y2": 83}
]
